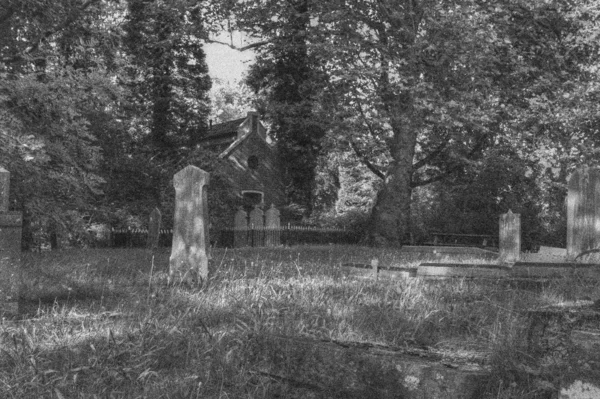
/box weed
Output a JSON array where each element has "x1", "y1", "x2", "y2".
[{"x1": 0, "y1": 246, "x2": 592, "y2": 397}]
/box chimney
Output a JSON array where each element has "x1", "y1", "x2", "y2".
[
  {"x1": 209, "y1": 119, "x2": 213, "y2": 129},
  {"x1": 247, "y1": 111, "x2": 258, "y2": 134}
]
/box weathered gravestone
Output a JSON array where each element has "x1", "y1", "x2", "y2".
[
  {"x1": 265, "y1": 204, "x2": 280, "y2": 247},
  {"x1": 249, "y1": 205, "x2": 264, "y2": 247},
  {"x1": 499, "y1": 210, "x2": 520, "y2": 264},
  {"x1": 567, "y1": 166, "x2": 600, "y2": 260},
  {"x1": 169, "y1": 166, "x2": 209, "y2": 285},
  {"x1": 0, "y1": 167, "x2": 22, "y2": 315},
  {"x1": 147, "y1": 207, "x2": 162, "y2": 250},
  {"x1": 234, "y1": 207, "x2": 248, "y2": 248}
]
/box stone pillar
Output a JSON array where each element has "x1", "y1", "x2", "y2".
[
  {"x1": 0, "y1": 167, "x2": 22, "y2": 316},
  {"x1": 169, "y1": 166, "x2": 210, "y2": 286},
  {"x1": 147, "y1": 207, "x2": 162, "y2": 250},
  {"x1": 234, "y1": 207, "x2": 248, "y2": 248},
  {"x1": 567, "y1": 167, "x2": 600, "y2": 260},
  {"x1": 499, "y1": 209, "x2": 521, "y2": 264},
  {"x1": 265, "y1": 204, "x2": 280, "y2": 247},
  {"x1": 249, "y1": 205, "x2": 264, "y2": 247}
]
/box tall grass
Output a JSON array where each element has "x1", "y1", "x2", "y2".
[{"x1": 0, "y1": 246, "x2": 595, "y2": 397}]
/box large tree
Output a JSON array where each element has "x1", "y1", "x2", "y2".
[
  {"x1": 0, "y1": 0, "x2": 122, "y2": 248},
  {"x1": 310, "y1": 0, "x2": 503, "y2": 244},
  {"x1": 124, "y1": 0, "x2": 212, "y2": 151}
]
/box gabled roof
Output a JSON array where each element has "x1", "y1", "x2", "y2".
[
  {"x1": 205, "y1": 117, "x2": 245, "y2": 139},
  {"x1": 219, "y1": 113, "x2": 269, "y2": 158}
]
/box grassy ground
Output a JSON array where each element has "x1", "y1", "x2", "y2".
[{"x1": 0, "y1": 246, "x2": 597, "y2": 398}]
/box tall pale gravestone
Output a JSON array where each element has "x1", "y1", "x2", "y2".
[
  {"x1": 265, "y1": 204, "x2": 281, "y2": 247},
  {"x1": 0, "y1": 167, "x2": 22, "y2": 315},
  {"x1": 499, "y1": 210, "x2": 520, "y2": 264},
  {"x1": 147, "y1": 207, "x2": 162, "y2": 250},
  {"x1": 567, "y1": 167, "x2": 600, "y2": 260},
  {"x1": 249, "y1": 205, "x2": 265, "y2": 247},
  {"x1": 234, "y1": 207, "x2": 248, "y2": 248},
  {"x1": 169, "y1": 166, "x2": 210, "y2": 285}
]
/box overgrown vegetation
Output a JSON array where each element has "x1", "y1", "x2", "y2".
[{"x1": 2, "y1": 246, "x2": 597, "y2": 398}]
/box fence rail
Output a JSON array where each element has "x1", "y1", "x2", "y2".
[{"x1": 109, "y1": 226, "x2": 360, "y2": 248}]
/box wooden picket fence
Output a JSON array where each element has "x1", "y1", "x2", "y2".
[{"x1": 109, "y1": 225, "x2": 359, "y2": 248}]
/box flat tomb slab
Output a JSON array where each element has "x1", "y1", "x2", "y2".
[
  {"x1": 249, "y1": 334, "x2": 489, "y2": 399},
  {"x1": 512, "y1": 262, "x2": 600, "y2": 279},
  {"x1": 401, "y1": 246, "x2": 498, "y2": 260},
  {"x1": 416, "y1": 262, "x2": 600, "y2": 280},
  {"x1": 418, "y1": 263, "x2": 509, "y2": 279},
  {"x1": 342, "y1": 263, "x2": 417, "y2": 280}
]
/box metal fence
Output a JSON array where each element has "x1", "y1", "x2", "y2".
[{"x1": 109, "y1": 225, "x2": 360, "y2": 248}]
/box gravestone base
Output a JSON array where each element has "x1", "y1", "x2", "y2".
[{"x1": 0, "y1": 212, "x2": 22, "y2": 316}]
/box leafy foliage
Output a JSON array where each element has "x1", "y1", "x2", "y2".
[{"x1": 123, "y1": 0, "x2": 212, "y2": 150}]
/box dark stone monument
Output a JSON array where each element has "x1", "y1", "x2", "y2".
[{"x1": 0, "y1": 167, "x2": 22, "y2": 316}]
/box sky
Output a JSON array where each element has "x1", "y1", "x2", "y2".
[{"x1": 204, "y1": 32, "x2": 255, "y2": 84}]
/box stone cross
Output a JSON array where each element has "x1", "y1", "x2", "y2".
[
  {"x1": 169, "y1": 166, "x2": 210, "y2": 286},
  {"x1": 234, "y1": 207, "x2": 248, "y2": 248},
  {"x1": 0, "y1": 167, "x2": 22, "y2": 316},
  {"x1": 567, "y1": 166, "x2": 600, "y2": 260},
  {"x1": 147, "y1": 207, "x2": 162, "y2": 250},
  {"x1": 265, "y1": 204, "x2": 281, "y2": 247},
  {"x1": 249, "y1": 205, "x2": 264, "y2": 247},
  {"x1": 499, "y1": 209, "x2": 521, "y2": 264}
]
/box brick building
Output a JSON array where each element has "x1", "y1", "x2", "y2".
[{"x1": 200, "y1": 111, "x2": 286, "y2": 212}]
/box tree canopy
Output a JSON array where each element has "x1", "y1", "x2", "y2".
[{"x1": 1, "y1": 0, "x2": 599, "y2": 248}]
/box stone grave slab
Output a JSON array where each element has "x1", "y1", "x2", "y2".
[
  {"x1": 342, "y1": 260, "x2": 417, "y2": 280},
  {"x1": 417, "y1": 263, "x2": 509, "y2": 279},
  {"x1": 511, "y1": 262, "x2": 600, "y2": 279},
  {"x1": 169, "y1": 165, "x2": 210, "y2": 285},
  {"x1": 567, "y1": 166, "x2": 600, "y2": 260},
  {"x1": 250, "y1": 333, "x2": 489, "y2": 399},
  {"x1": 400, "y1": 246, "x2": 499, "y2": 260}
]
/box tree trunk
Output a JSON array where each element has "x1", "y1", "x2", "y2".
[{"x1": 368, "y1": 110, "x2": 418, "y2": 246}]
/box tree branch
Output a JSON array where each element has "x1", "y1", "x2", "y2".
[
  {"x1": 350, "y1": 141, "x2": 386, "y2": 180},
  {"x1": 412, "y1": 138, "x2": 449, "y2": 171},
  {"x1": 0, "y1": 5, "x2": 15, "y2": 27},
  {"x1": 2, "y1": 0, "x2": 102, "y2": 65},
  {"x1": 205, "y1": 38, "x2": 271, "y2": 52}
]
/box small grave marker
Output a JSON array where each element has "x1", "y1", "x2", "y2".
[
  {"x1": 0, "y1": 167, "x2": 22, "y2": 315},
  {"x1": 147, "y1": 207, "x2": 162, "y2": 250},
  {"x1": 371, "y1": 258, "x2": 379, "y2": 280},
  {"x1": 499, "y1": 210, "x2": 520, "y2": 264},
  {"x1": 249, "y1": 205, "x2": 264, "y2": 247},
  {"x1": 234, "y1": 207, "x2": 248, "y2": 248},
  {"x1": 169, "y1": 166, "x2": 210, "y2": 285},
  {"x1": 265, "y1": 204, "x2": 280, "y2": 247}
]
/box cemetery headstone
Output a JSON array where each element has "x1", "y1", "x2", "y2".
[
  {"x1": 249, "y1": 205, "x2": 265, "y2": 247},
  {"x1": 567, "y1": 167, "x2": 600, "y2": 260},
  {"x1": 371, "y1": 258, "x2": 379, "y2": 280},
  {"x1": 169, "y1": 165, "x2": 210, "y2": 285},
  {"x1": 147, "y1": 207, "x2": 162, "y2": 250},
  {"x1": 0, "y1": 167, "x2": 22, "y2": 315},
  {"x1": 499, "y1": 209, "x2": 520, "y2": 264},
  {"x1": 234, "y1": 207, "x2": 248, "y2": 248},
  {"x1": 265, "y1": 204, "x2": 281, "y2": 247}
]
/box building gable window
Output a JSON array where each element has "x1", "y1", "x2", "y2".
[{"x1": 248, "y1": 155, "x2": 259, "y2": 170}]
